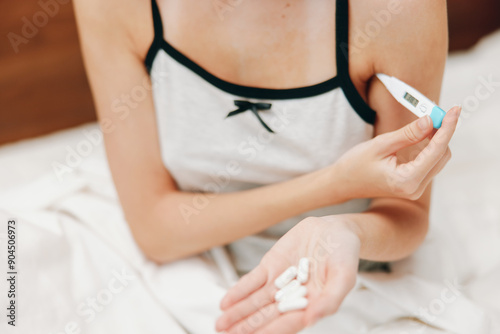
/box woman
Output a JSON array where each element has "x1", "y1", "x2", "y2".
[{"x1": 74, "y1": 0, "x2": 457, "y2": 332}]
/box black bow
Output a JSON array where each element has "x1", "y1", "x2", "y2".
[{"x1": 226, "y1": 100, "x2": 274, "y2": 133}]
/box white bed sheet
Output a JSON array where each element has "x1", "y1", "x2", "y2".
[{"x1": 1, "y1": 31, "x2": 500, "y2": 334}]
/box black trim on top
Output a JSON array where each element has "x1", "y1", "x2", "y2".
[
  {"x1": 158, "y1": 39, "x2": 341, "y2": 100},
  {"x1": 147, "y1": 40, "x2": 341, "y2": 99},
  {"x1": 144, "y1": 0, "x2": 377, "y2": 122},
  {"x1": 144, "y1": 0, "x2": 340, "y2": 100},
  {"x1": 335, "y1": 0, "x2": 376, "y2": 124},
  {"x1": 145, "y1": 0, "x2": 163, "y2": 72}
]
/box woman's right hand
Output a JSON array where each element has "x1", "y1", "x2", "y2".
[{"x1": 333, "y1": 106, "x2": 461, "y2": 201}]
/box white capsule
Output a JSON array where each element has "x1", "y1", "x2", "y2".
[
  {"x1": 278, "y1": 297, "x2": 308, "y2": 313},
  {"x1": 297, "y1": 257, "x2": 310, "y2": 284},
  {"x1": 274, "y1": 266, "x2": 298, "y2": 289},
  {"x1": 281, "y1": 285, "x2": 307, "y2": 301},
  {"x1": 274, "y1": 279, "x2": 301, "y2": 302}
]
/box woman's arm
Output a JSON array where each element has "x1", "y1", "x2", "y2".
[
  {"x1": 342, "y1": 0, "x2": 449, "y2": 260},
  {"x1": 73, "y1": 0, "x2": 347, "y2": 263}
]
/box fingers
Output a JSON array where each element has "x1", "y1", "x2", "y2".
[
  {"x1": 304, "y1": 268, "x2": 356, "y2": 327},
  {"x1": 220, "y1": 266, "x2": 267, "y2": 311},
  {"x1": 219, "y1": 264, "x2": 355, "y2": 333},
  {"x1": 224, "y1": 304, "x2": 306, "y2": 334},
  {"x1": 427, "y1": 146, "x2": 452, "y2": 179},
  {"x1": 254, "y1": 312, "x2": 305, "y2": 334},
  {"x1": 375, "y1": 115, "x2": 434, "y2": 156},
  {"x1": 402, "y1": 106, "x2": 460, "y2": 184},
  {"x1": 412, "y1": 147, "x2": 452, "y2": 198},
  {"x1": 225, "y1": 303, "x2": 281, "y2": 334},
  {"x1": 216, "y1": 284, "x2": 275, "y2": 332}
]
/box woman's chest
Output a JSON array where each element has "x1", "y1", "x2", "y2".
[{"x1": 159, "y1": 0, "x2": 338, "y2": 89}]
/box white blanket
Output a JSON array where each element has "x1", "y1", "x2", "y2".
[{"x1": 1, "y1": 31, "x2": 500, "y2": 334}]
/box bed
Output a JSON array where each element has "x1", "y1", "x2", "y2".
[{"x1": 1, "y1": 30, "x2": 499, "y2": 334}]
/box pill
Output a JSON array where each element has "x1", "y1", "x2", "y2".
[
  {"x1": 274, "y1": 266, "x2": 298, "y2": 289},
  {"x1": 278, "y1": 297, "x2": 308, "y2": 313},
  {"x1": 297, "y1": 257, "x2": 310, "y2": 284},
  {"x1": 281, "y1": 285, "x2": 307, "y2": 301},
  {"x1": 274, "y1": 279, "x2": 301, "y2": 302}
]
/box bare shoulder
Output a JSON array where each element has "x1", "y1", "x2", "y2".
[
  {"x1": 349, "y1": 0, "x2": 448, "y2": 100},
  {"x1": 73, "y1": 0, "x2": 153, "y2": 59}
]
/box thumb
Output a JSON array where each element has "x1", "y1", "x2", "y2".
[{"x1": 375, "y1": 115, "x2": 433, "y2": 156}]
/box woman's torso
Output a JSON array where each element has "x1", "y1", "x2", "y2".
[{"x1": 146, "y1": 0, "x2": 380, "y2": 274}]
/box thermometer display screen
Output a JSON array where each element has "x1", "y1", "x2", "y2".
[{"x1": 404, "y1": 92, "x2": 419, "y2": 107}]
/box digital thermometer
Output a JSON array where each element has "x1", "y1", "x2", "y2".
[{"x1": 376, "y1": 73, "x2": 446, "y2": 129}]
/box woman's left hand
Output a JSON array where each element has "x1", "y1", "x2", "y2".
[{"x1": 216, "y1": 216, "x2": 361, "y2": 333}]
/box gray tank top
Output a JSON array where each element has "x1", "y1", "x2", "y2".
[{"x1": 145, "y1": 0, "x2": 383, "y2": 274}]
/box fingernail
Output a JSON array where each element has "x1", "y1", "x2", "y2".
[
  {"x1": 450, "y1": 107, "x2": 461, "y2": 120},
  {"x1": 418, "y1": 116, "x2": 430, "y2": 130},
  {"x1": 451, "y1": 105, "x2": 463, "y2": 115}
]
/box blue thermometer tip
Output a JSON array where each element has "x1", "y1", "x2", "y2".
[{"x1": 430, "y1": 106, "x2": 446, "y2": 129}]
